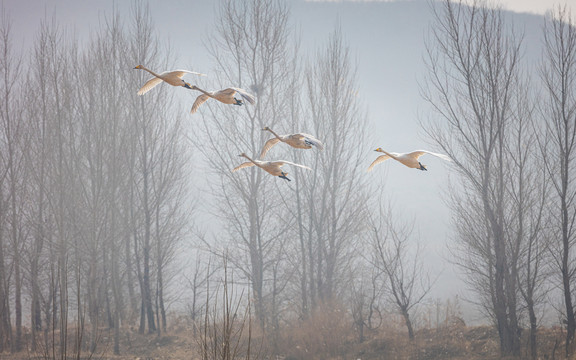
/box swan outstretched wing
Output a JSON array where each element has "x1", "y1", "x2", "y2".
[
  {"x1": 137, "y1": 77, "x2": 163, "y2": 95},
  {"x1": 190, "y1": 94, "x2": 210, "y2": 114},
  {"x1": 273, "y1": 160, "x2": 312, "y2": 171},
  {"x1": 171, "y1": 70, "x2": 207, "y2": 78},
  {"x1": 232, "y1": 162, "x2": 256, "y2": 172},
  {"x1": 299, "y1": 134, "x2": 324, "y2": 150},
  {"x1": 409, "y1": 150, "x2": 452, "y2": 162},
  {"x1": 231, "y1": 87, "x2": 256, "y2": 105},
  {"x1": 367, "y1": 154, "x2": 391, "y2": 172},
  {"x1": 259, "y1": 138, "x2": 281, "y2": 158}
]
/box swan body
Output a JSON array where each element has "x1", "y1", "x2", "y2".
[
  {"x1": 260, "y1": 127, "x2": 324, "y2": 158},
  {"x1": 232, "y1": 153, "x2": 311, "y2": 181},
  {"x1": 368, "y1": 148, "x2": 451, "y2": 172},
  {"x1": 134, "y1": 65, "x2": 206, "y2": 95},
  {"x1": 190, "y1": 86, "x2": 256, "y2": 114}
]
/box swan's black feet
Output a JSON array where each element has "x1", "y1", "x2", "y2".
[
  {"x1": 279, "y1": 173, "x2": 291, "y2": 181},
  {"x1": 234, "y1": 98, "x2": 244, "y2": 106},
  {"x1": 418, "y1": 162, "x2": 428, "y2": 171},
  {"x1": 183, "y1": 82, "x2": 193, "y2": 90},
  {"x1": 304, "y1": 139, "x2": 313, "y2": 146}
]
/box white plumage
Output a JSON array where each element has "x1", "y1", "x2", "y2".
[
  {"x1": 233, "y1": 153, "x2": 311, "y2": 181},
  {"x1": 260, "y1": 127, "x2": 324, "y2": 158},
  {"x1": 368, "y1": 148, "x2": 451, "y2": 172},
  {"x1": 190, "y1": 86, "x2": 256, "y2": 114},
  {"x1": 134, "y1": 65, "x2": 206, "y2": 95}
]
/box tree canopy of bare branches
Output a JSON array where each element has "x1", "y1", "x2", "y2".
[
  {"x1": 540, "y1": 5, "x2": 576, "y2": 356},
  {"x1": 422, "y1": 0, "x2": 547, "y2": 356}
]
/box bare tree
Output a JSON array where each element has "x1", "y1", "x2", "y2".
[
  {"x1": 0, "y1": 7, "x2": 28, "y2": 352},
  {"x1": 540, "y1": 5, "x2": 576, "y2": 355},
  {"x1": 150, "y1": 102, "x2": 190, "y2": 335},
  {"x1": 507, "y1": 75, "x2": 550, "y2": 360},
  {"x1": 125, "y1": 2, "x2": 191, "y2": 335},
  {"x1": 369, "y1": 202, "x2": 433, "y2": 340},
  {"x1": 26, "y1": 23, "x2": 50, "y2": 349},
  {"x1": 0, "y1": 7, "x2": 13, "y2": 351},
  {"x1": 423, "y1": 0, "x2": 530, "y2": 355},
  {"x1": 197, "y1": 257, "x2": 257, "y2": 360},
  {"x1": 96, "y1": 13, "x2": 130, "y2": 353},
  {"x1": 126, "y1": 2, "x2": 162, "y2": 334},
  {"x1": 71, "y1": 9, "x2": 138, "y2": 352},
  {"x1": 38, "y1": 20, "x2": 79, "y2": 356},
  {"x1": 193, "y1": 0, "x2": 295, "y2": 333},
  {"x1": 349, "y1": 266, "x2": 382, "y2": 343},
  {"x1": 186, "y1": 253, "x2": 218, "y2": 336},
  {"x1": 26, "y1": 17, "x2": 57, "y2": 352},
  {"x1": 291, "y1": 24, "x2": 370, "y2": 315}
]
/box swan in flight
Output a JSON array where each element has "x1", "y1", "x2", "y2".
[
  {"x1": 367, "y1": 148, "x2": 451, "y2": 172},
  {"x1": 189, "y1": 86, "x2": 256, "y2": 114},
  {"x1": 232, "y1": 153, "x2": 311, "y2": 181},
  {"x1": 259, "y1": 127, "x2": 324, "y2": 158},
  {"x1": 134, "y1": 65, "x2": 206, "y2": 95}
]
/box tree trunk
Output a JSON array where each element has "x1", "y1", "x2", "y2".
[
  {"x1": 12, "y1": 234, "x2": 22, "y2": 353},
  {"x1": 527, "y1": 296, "x2": 537, "y2": 359},
  {"x1": 0, "y1": 187, "x2": 11, "y2": 352},
  {"x1": 401, "y1": 307, "x2": 414, "y2": 340},
  {"x1": 31, "y1": 187, "x2": 45, "y2": 352}
]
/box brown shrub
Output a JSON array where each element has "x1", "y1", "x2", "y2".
[{"x1": 279, "y1": 301, "x2": 354, "y2": 359}]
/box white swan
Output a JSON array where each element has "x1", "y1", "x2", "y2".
[
  {"x1": 367, "y1": 148, "x2": 451, "y2": 172},
  {"x1": 259, "y1": 127, "x2": 324, "y2": 158},
  {"x1": 190, "y1": 86, "x2": 256, "y2": 114},
  {"x1": 232, "y1": 153, "x2": 311, "y2": 181},
  {"x1": 134, "y1": 65, "x2": 206, "y2": 95}
]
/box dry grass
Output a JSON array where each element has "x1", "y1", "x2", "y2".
[{"x1": 0, "y1": 314, "x2": 574, "y2": 360}]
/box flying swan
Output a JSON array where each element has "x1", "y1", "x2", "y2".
[
  {"x1": 190, "y1": 86, "x2": 256, "y2": 114},
  {"x1": 367, "y1": 148, "x2": 451, "y2": 172},
  {"x1": 259, "y1": 127, "x2": 324, "y2": 158},
  {"x1": 134, "y1": 65, "x2": 206, "y2": 95},
  {"x1": 232, "y1": 153, "x2": 311, "y2": 181}
]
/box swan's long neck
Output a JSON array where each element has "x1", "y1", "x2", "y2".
[
  {"x1": 381, "y1": 150, "x2": 396, "y2": 159},
  {"x1": 242, "y1": 154, "x2": 258, "y2": 165},
  {"x1": 192, "y1": 85, "x2": 213, "y2": 98},
  {"x1": 140, "y1": 66, "x2": 161, "y2": 78},
  {"x1": 266, "y1": 128, "x2": 282, "y2": 140}
]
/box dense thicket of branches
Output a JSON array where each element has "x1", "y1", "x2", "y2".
[
  {"x1": 424, "y1": 0, "x2": 528, "y2": 354},
  {"x1": 0, "y1": 3, "x2": 191, "y2": 356},
  {"x1": 540, "y1": 5, "x2": 576, "y2": 356},
  {"x1": 423, "y1": 0, "x2": 569, "y2": 358}
]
